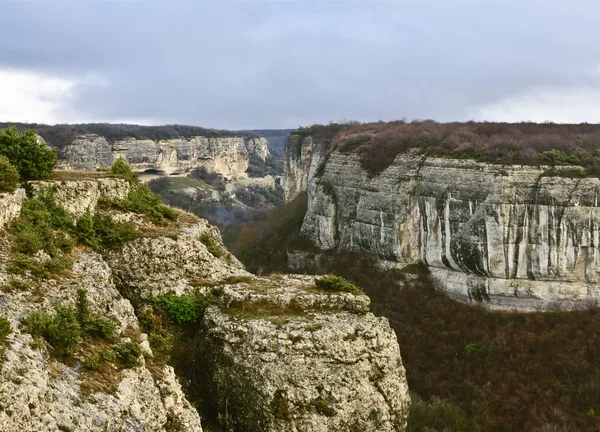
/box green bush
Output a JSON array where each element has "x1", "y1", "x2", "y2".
[
  {"x1": 6, "y1": 253, "x2": 71, "y2": 279},
  {"x1": 110, "y1": 157, "x2": 138, "y2": 183},
  {"x1": 113, "y1": 342, "x2": 141, "y2": 367},
  {"x1": 82, "y1": 349, "x2": 116, "y2": 370},
  {"x1": 11, "y1": 189, "x2": 74, "y2": 258},
  {"x1": 0, "y1": 127, "x2": 56, "y2": 179},
  {"x1": 73, "y1": 212, "x2": 101, "y2": 250},
  {"x1": 151, "y1": 292, "x2": 217, "y2": 324},
  {"x1": 199, "y1": 233, "x2": 222, "y2": 258},
  {"x1": 76, "y1": 289, "x2": 117, "y2": 341},
  {"x1": 0, "y1": 317, "x2": 11, "y2": 339},
  {"x1": 21, "y1": 306, "x2": 81, "y2": 357},
  {"x1": 314, "y1": 274, "x2": 364, "y2": 296},
  {"x1": 0, "y1": 155, "x2": 19, "y2": 193},
  {"x1": 74, "y1": 212, "x2": 138, "y2": 251},
  {"x1": 21, "y1": 291, "x2": 118, "y2": 357},
  {"x1": 100, "y1": 183, "x2": 177, "y2": 224},
  {"x1": 148, "y1": 329, "x2": 174, "y2": 364}
]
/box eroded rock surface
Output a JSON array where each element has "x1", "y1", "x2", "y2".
[
  {"x1": 0, "y1": 175, "x2": 410, "y2": 432},
  {"x1": 0, "y1": 252, "x2": 203, "y2": 432},
  {"x1": 58, "y1": 134, "x2": 270, "y2": 178},
  {"x1": 285, "y1": 134, "x2": 600, "y2": 310}
]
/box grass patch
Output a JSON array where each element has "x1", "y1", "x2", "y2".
[
  {"x1": 223, "y1": 298, "x2": 305, "y2": 321},
  {"x1": 314, "y1": 274, "x2": 364, "y2": 296},
  {"x1": 48, "y1": 170, "x2": 119, "y2": 182}
]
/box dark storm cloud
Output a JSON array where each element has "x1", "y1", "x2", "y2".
[{"x1": 2, "y1": 1, "x2": 600, "y2": 128}]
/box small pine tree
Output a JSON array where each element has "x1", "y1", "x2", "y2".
[
  {"x1": 110, "y1": 157, "x2": 138, "y2": 183},
  {"x1": 0, "y1": 155, "x2": 20, "y2": 193},
  {"x1": 0, "y1": 127, "x2": 56, "y2": 179}
]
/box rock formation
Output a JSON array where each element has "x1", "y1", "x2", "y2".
[
  {"x1": 0, "y1": 175, "x2": 410, "y2": 431},
  {"x1": 285, "y1": 134, "x2": 600, "y2": 311},
  {"x1": 57, "y1": 134, "x2": 270, "y2": 178}
]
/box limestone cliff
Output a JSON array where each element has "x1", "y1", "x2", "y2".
[
  {"x1": 57, "y1": 134, "x2": 270, "y2": 178},
  {"x1": 0, "y1": 176, "x2": 410, "y2": 431},
  {"x1": 286, "y1": 135, "x2": 600, "y2": 311}
]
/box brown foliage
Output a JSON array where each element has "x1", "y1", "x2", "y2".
[{"x1": 326, "y1": 120, "x2": 600, "y2": 176}]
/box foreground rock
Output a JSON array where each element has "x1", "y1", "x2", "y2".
[
  {"x1": 0, "y1": 175, "x2": 410, "y2": 432},
  {"x1": 0, "y1": 252, "x2": 203, "y2": 432},
  {"x1": 107, "y1": 230, "x2": 411, "y2": 432}
]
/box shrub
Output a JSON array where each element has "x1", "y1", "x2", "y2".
[
  {"x1": 92, "y1": 212, "x2": 138, "y2": 249},
  {"x1": 151, "y1": 292, "x2": 217, "y2": 325},
  {"x1": 6, "y1": 253, "x2": 71, "y2": 279},
  {"x1": 110, "y1": 157, "x2": 138, "y2": 183},
  {"x1": 74, "y1": 212, "x2": 101, "y2": 250},
  {"x1": 0, "y1": 155, "x2": 19, "y2": 193},
  {"x1": 10, "y1": 189, "x2": 74, "y2": 258},
  {"x1": 0, "y1": 317, "x2": 11, "y2": 339},
  {"x1": 75, "y1": 212, "x2": 138, "y2": 251},
  {"x1": 100, "y1": 183, "x2": 177, "y2": 224},
  {"x1": 82, "y1": 349, "x2": 116, "y2": 370},
  {"x1": 21, "y1": 291, "x2": 119, "y2": 357},
  {"x1": 76, "y1": 289, "x2": 117, "y2": 341},
  {"x1": 0, "y1": 127, "x2": 56, "y2": 179},
  {"x1": 315, "y1": 274, "x2": 364, "y2": 296},
  {"x1": 148, "y1": 329, "x2": 174, "y2": 364},
  {"x1": 21, "y1": 305, "x2": 81, "y2": 357},
  {"x1": 113, "y1": 342, "x2": 141, "y2": 367},
  {"x1": 199, "y1": 233, "x2": 222, "y2": 258}
]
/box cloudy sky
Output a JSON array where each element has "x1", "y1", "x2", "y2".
[{"x1": 1, "y1": 1, "x2": 600, "y2": 129}]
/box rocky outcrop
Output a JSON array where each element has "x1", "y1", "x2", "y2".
[
  {"x1": 202, "y1": 276, "x2": 409, "y2": 432},
  {"x1": 286, "y1": 133, "x2": 600, "y2": 310},
  {"x1": 30, "y1": 177, "x2": 131, "y2": 217},
  {"x1": 0, "y1": 251, "x2": 203, "y2": 432},
  {"x1": 283, "y1": 134, "x2": 329, "y2": 202},
  {"x1": 106, "y1": 222, "x2": 410, "y2": 431},
  {"x1": 245, "y1": 137, "x2": 270, "y2": 161},
  {"x1": 0, "y1": 189, "x2": 26, "y2": 227},
  {"x1": 57, "y1": 134, "x2": 271, "y2": 178},
  {"x1": 0, "y1": 175, "x2": 410, "y2": 431}
]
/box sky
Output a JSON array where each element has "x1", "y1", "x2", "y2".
[{"x1": 2, "y1": 1, "x2": 600, "y2": 129}]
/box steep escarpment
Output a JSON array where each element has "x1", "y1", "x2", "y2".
[
  {"x1": 0, "y1": 175, "x2": 410, "y2": 431},
  {"x1": 285, "y1": 123, "x2": 600, "y2": 311},
  {"x1": 58, "y1": 134, "x2": 269, "y2": 178}
]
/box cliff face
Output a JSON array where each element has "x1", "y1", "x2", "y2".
[
  {"x1": 57, "y1": 134, "x2": 270, "y2": 178},
  {"x1": 0, "y1": 176, "x2": 409, "y2": 431},
  {"x1": 282, "y1": 134, "x2": 329, "y2": 202},
  {"x1": 286, "y1": 137, "x2": 600, "y2": 311}
]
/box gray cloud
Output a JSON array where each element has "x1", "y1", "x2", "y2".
[{"x1": 1, "y1": 1, "x2": 600, "y2": 128}]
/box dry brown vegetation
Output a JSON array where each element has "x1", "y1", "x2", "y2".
[
  {"x1": 294, "y1": 120, "x2": 600, "y2": 176},
  {"x1": 47, "y1": 170, "x2": 120, "y2": 182}
]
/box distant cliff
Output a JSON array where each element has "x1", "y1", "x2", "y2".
[
  {"x1": 1, "y1": 123, "x2": 271, "y2": 179},
  {"x1": 56, "y1": 134, "x2": 269, "y2": 178},
  {"x1": 284, "y1": 123, "x2": 600, "y2": 311}
]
